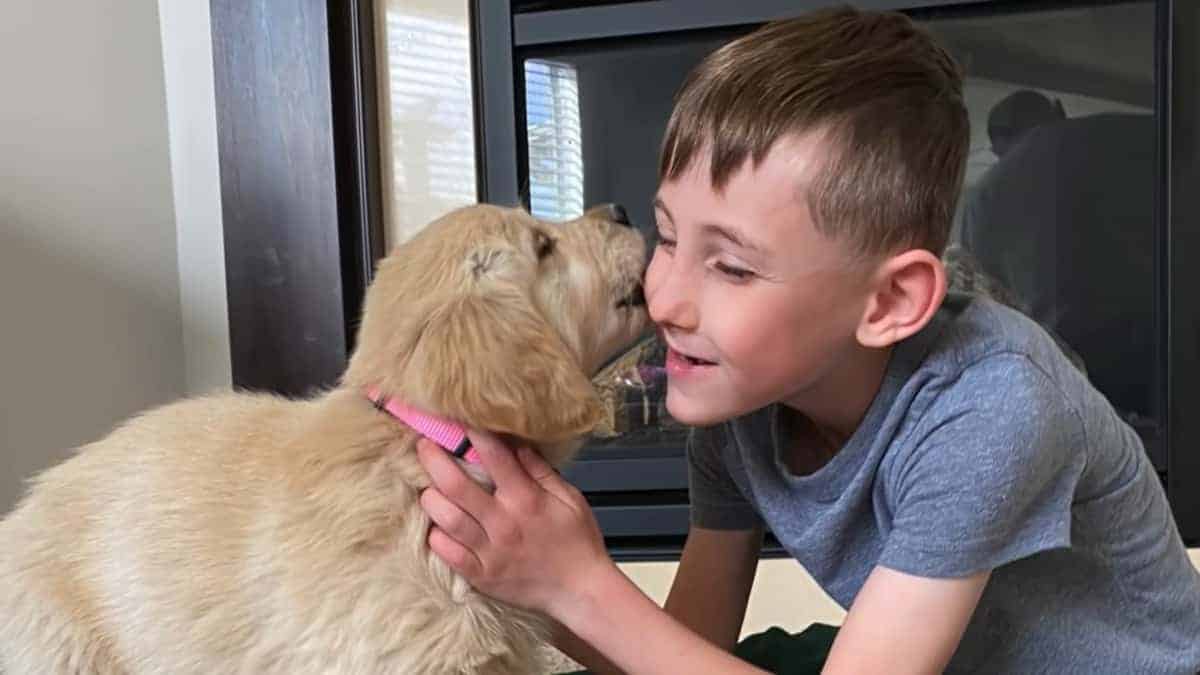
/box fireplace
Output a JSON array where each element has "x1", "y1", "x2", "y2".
[{"x1": 470, "y1": 0, "x2": 1200, "y2": 558}]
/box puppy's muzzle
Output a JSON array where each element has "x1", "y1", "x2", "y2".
[
  {"x1": 600, "y1": 203, "x2": 632, "y2": 227},
  {"x1": 617, "y1": 283, "x2": 645, "y2": 309}
]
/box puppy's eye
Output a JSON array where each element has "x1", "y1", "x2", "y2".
[{"x1": 534, "y1": 230, "x2": 556, "y2": 259}]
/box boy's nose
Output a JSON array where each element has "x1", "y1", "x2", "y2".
[{"x1": 646, "y1": 256, "x2": 700, "y2": 332}]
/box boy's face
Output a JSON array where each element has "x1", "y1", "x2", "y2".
[{"x1": 647, "y1": 134, "x2": 876, "y2": 426}]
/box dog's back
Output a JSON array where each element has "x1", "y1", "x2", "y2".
[
  {"x1": 0, "y1": 393, "x2": 298, "y2": 673},
  {"x1": 0, "y1": 391, "x2": 544, "y2": 674}
]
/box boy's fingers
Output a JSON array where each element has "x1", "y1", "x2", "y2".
[
  {"x1": 420, "y1": 487, "x2": 487, "y2": 550},
  {"x1": 466, "y1": 430, "x2": 538, "y2": 498},
  {"x1": 416, "y1": 438, "x2": 494, "y2": 520},
  {"x1": 514, "y1": 444, "x2": 556, "y2": 482},
  {"x1": 428, "y1": 526, "x2": 482, "y2": 579},
  {"x1": 516, "y1": 446, "x2": 581, "y2": 508}
]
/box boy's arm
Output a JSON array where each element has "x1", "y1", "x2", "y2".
[
  {"x1": 550, "y1": 525, "x2": 762, "y2": 673},
  {"x1": 665, "y1": 525, "x2": 763, "y2": 650},
  {"x1": 822, "y1": 565, "x2": 990, "y2": 675},
  {"x1": 548, "y1": 617, "x2": 622, "y2": 674},
  {"x1": 557, "y1": 561, "x2": 770, "y2": 675}
]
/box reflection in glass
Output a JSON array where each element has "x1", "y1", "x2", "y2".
[
  {"x1": 525, "y1": 2, "x2": 1159, "y2": 452},
  {"x1": 525, "y1": 60, "x2": 585, "y2": 221},
  {"x1": 591, "y1": 335, "x2": 686, "y2": 449},
  {"x1": 377, "y1": 2, "x2": 476, "y2": 246},
  {"x1": 943, "y1": 3, "x2": 1157, "y2": 425}
]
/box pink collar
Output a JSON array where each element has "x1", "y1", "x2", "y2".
[{"x1": 367, "y1": 388, "x2": 479, "y2": 464}]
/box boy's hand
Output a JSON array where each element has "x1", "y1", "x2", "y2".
[
  {"x1": 416, "y1": 430, "x2": 612, "y2": 620},
  {"x1": 419, "y1": 431, "x2": 770, "y2": 675}
]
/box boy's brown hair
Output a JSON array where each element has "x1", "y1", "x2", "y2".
[{"x1": 659, "y1": 6, "x2": 969, "y2": 257}]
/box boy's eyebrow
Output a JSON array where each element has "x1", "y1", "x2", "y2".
[
  {"x1": 653, "y1": 197, "x2": 768, "y2": 255},
  {"x1": 652, "y1": 197, "x2": 673, "y2": 221}
]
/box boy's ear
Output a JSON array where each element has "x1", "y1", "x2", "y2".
[
  {"x1": 856, "y1": 249, "x2": 946, "y2": 348},
  {"x1": 401, "y1": 289, "x2": 604, "y2": 443}
]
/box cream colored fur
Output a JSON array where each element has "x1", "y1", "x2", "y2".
[{"x1": 0, "y1": 204, "x2": 649, "y2": 675}]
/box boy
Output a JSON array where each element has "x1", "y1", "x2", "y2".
[{"x1": 416, "y1": 7, "x2": 1200, "y2": 673}]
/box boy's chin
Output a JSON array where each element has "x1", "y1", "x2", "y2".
[{"x1": 665, "y1": 389, "x2": 739, "y2": 427}]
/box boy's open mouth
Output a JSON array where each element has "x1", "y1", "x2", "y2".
[{"x1": 668, "y1": 346, "x2": 718, "y2": 367}]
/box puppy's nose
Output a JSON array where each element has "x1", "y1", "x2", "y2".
[{"x1": 602, "y1": 203, "x2": 632, "y2": 227}]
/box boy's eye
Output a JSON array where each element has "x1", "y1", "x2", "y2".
[
  {"x1": 656, "y1": 234, "x2": 677, "y2": 250},
  {"x1": 714, "y1": 262, "x2": 753, "y2": 280}
]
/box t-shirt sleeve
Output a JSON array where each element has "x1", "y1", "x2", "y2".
[
  {"x1": 879, "y1": 354, "x2": 1088, "y2": 578},
  {"x1": 687, "y1": 425, "x2": 764, "y2": 531}
]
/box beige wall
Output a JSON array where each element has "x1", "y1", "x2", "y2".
[{"x1": 0, "y1": 0, "x2": 186, "y2": 513}]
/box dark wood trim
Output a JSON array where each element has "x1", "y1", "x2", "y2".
[
  {"x1": 211, "y1": 0, "x2": 352, "y2": 395},
  {"x1": 329, "y1": 0, "x2": 386, "y2": 353},
  {"x1": 472, "y1": 0, "x2": 522, "y2": 206}
]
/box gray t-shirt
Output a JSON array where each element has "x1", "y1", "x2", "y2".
[{"x1": 690, "y1": 293, "x2": 1200, "y2": 674}]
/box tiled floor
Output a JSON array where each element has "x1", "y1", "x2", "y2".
[{"x1": 542, "y1": 551, "x2": 1200, "y2": 672}]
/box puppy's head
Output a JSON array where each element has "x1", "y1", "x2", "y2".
[{"x1": 345, "y1": 204, "x2": 649, "y2": 451}]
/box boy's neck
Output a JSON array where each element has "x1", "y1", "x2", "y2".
[{"x1": 782, "y1": 343, "x2": 894, "y2": 446}]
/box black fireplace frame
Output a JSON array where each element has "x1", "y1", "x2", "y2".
[
  {"x1": 469, "y1": 0, "x2": 1200, "y2": 557},
  {"x1": 209, "y1": 0, "x2": 1200, "y2": 559}
]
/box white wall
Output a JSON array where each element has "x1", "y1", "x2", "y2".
[
  {"x1": 158, "y1": 0, "x2": 231, "y2": 396},
  {"x1": 0, "y1": 1, "x2": 197, "y2": 513}
]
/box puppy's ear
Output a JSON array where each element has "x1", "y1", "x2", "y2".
[{"x1": 405, "y1": 288, "x2": 603, "y2": 442}]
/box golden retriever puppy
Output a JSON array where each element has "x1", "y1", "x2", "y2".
[{"x1": 0, "y1": 204, "x2": 649, "y2": 674}]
